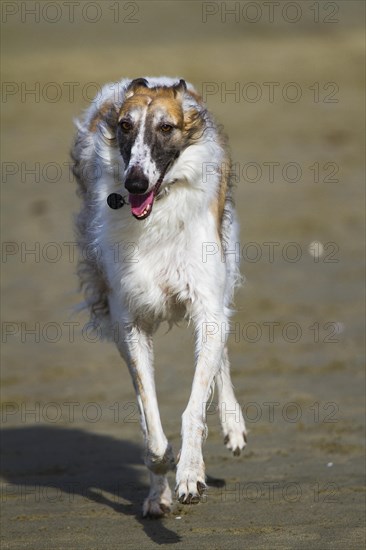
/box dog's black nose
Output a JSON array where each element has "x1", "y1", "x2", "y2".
[{"x1": 125, "y1": 167, "x2": 149, "y2": 194}]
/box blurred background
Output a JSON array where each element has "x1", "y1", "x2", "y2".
[{"x1": 1, "y1": 1, "x2": 365, "y2": 548}]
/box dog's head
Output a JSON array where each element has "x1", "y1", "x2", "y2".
[{"x1": 116, "y1": 78, "x2": 203, "y2": 220}]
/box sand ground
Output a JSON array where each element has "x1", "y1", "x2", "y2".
[{"x1": 1, "y1": 1, "x2": 365, "y2": 548}]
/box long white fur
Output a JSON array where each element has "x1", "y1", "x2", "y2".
[{"x1": 72, "y1": 76, "x2": 247, "y2": 517}]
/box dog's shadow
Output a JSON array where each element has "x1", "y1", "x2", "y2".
[{"x1": 0, "y1": 426, "x2": 181, "y2": 544}]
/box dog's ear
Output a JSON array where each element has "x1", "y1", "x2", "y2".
[
  {"x1": 173, "y1": 79, "x2": 187, "y2": 99},
  {"x1": 129, "y1": 77, "x2": 149, "y2": 90},
  {"x1": 125, "y1": 78, "x2": 149, "y2": 98}
]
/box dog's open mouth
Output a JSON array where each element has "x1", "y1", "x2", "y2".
[
  {"x1": 129, "y1": 190, "x2": 155, "y2": 220},
  {"x1": 128, "y1": 170, "x2": 167, "y2": 220},
  {"x1": 128, "y1": 156, "x2": 179, "y2": 220}
]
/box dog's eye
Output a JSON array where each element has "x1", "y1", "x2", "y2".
[
  {"x1": 120, "y1": 120, "x2": 132, "y2": 132},
  {"x1": 160, "y1": 123, "x2": 173, "y2": 133}
]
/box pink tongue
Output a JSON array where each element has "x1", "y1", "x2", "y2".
[{"x1": 129, "y1": 190, "x2": 155, "y2": 217}]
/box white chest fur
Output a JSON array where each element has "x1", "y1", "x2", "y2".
[{"x1": 99, "y1": 184, "x2": 224, "y2": 323}]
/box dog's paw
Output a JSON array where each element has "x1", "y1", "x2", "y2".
[
  {"x1": 142, "y1": 495, "x2": 172, "y2": 518},
  {"x1": 142, "y1": 476, "x2": 172, "y2": 518},
  {"x1": 224, "y1": 430, "x2": 247, "y2": 456},
  {"x1": 175, "y1": 465, "x2": 206, "y2": 504},
  {"x1": 221, "y1": 408, "x2": 248, "y2": 456}
]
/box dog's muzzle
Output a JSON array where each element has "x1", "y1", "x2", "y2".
[{"x1": 106, "y1": 152, "x2": 180, "y2": 219}]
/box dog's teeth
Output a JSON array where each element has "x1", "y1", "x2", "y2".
[
  {"x1": 138, "y1": 204, "x2": 151, "y2": 218},
  {"x1": 140, "y1": 204, "x2": 151, "y2": 217}
]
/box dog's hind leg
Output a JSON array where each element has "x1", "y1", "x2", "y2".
[
  {"x1": 114, "y1": 321, "x2": 175, "y2": 517},
  {"x1": 216, "y1": 346, "x2": 247, "y2": 456}
]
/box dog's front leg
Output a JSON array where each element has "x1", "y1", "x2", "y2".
[
  {"x1": 176, "y1": 310, "x2": 225, "y2": 504},
  {"x1": 115, "y1": 322, "x2": 175, "y2": 516}
]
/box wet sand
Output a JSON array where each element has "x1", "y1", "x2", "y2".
[{"x1": 1, "y1": 1, "x2": 365, "y2": 548}]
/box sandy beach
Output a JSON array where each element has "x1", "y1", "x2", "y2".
[{"x1": 1, "y1": 1, "x2": 365, "y2": 548}]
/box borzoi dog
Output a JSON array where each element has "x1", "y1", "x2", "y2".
[{"x1": 71, "y1": 77, "x2": 247, "y2": 517}]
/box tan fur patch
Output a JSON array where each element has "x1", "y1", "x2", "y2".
[
  {"x1": 149, "y1": 96, "x2": 184, "y2": 127},
  {"x1": 118, "y1": 86, "x2": 184, "y2": 122},
  {"x1": 118, "y1": 93, "x2": 152, "y2": 119},
  {"x1": 210, "y1": 148, "x2": 231, "y2": 236},
  {"x1": 89, "y1": 101, "x2": 114, "y2": 133},
  {"x1": 183, "y1": 108, "x2": 205, "y2": 142}
]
